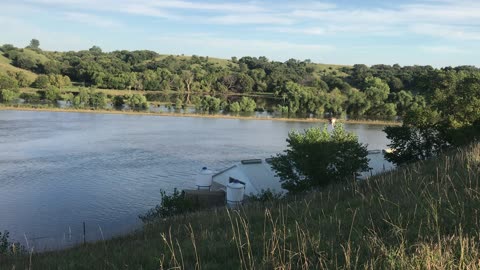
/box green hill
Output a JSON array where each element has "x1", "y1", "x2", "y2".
[
  {"x1": 2, "y1": 144, "x2": 479, "y2": 269},
  {"x1": 0, "y1": 54, "x2": 38, "y2": 82}
]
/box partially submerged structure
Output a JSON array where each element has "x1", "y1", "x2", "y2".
[{"x1": 211, "y1": 158, "x2": 286, "y2": 197}]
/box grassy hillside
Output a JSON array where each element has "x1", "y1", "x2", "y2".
[
  {"x1": 2, "y1": 144, "x2": 480, "y2": 269},
  {"x1": 0, "y1": 54, "x2": 38, "y2": 82}
]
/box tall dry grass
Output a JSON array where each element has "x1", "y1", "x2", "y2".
[{"x1": 2, "y1": 144, "x2": 480, "y2": 269}]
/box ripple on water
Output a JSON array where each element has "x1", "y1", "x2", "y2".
[{"x1": 0, "y1": 110, "x2": 394, "y2": 250}]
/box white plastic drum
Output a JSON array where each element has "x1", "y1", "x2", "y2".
[
  {"x1": 227, "y1": 182, "x2": 245, "y2": 208},
  {"x1": 195, "y1": 167, "x2": 213, "y2": 190}
]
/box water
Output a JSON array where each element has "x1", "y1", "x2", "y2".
[{"x1": 0, "y1": 110, "x2": 393, "y2": 250}]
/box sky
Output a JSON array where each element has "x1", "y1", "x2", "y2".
[{"x1": 0, "y1": 0, "x2": 479, "y2": 67}]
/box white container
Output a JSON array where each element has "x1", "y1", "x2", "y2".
[
  {"x1": 195, "y1": 167, "x2": 213, "y2": 190},
  {"x1": 227, "y1": 182, "x2": 245, "y2": 208}
]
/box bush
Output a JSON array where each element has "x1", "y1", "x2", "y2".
[
  {"x1": 239, "y1": 96, "x2": 256, "y2": 112},
  {"x1": 271, "y1": 124, "x2": 370, "y2": 193},
  {"x1": 0, "y1": 73, "x2": 18, "y2": 90},
  {"x1": 248, "y1": 189, "x2": 283, "y2": 202},
  {"x1": 0, "y1": 89, "x2": 19, "y2": 103},
  {"x1": 20, "y1": 92, "x2": 41, "y2": 103},
  {"x1": 139, "y1": 189, "x2": 198, "y2": 223},
  {"x1": 32, "y1": 75, "x2": 50, "y2": 89},
  {"x1": 228, "y1": 101, "x2": 241, "y2": 113},
  {"x1": 44, "y1": 86, "x2": 60, "y2": 103},
  {"x1": 174, "y1": 98, "x2": 183, "y2": 109},
  {"x1": 125, "y1": 93, "x2": 149, "y2": 110},
  {"x1": 0, "y1": 231, "x2": 24, "y2": 256}
]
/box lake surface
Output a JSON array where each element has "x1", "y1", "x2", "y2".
[{"x1": 0, "y1": 110, "x2": 393, "y2": 250}]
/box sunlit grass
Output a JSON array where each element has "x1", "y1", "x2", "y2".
[{"x1": 2, "y1": 137, "x2": 479, "y2": 269}]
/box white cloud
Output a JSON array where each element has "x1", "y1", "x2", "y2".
[
  {"x1": 411, "y1": 24, "x2": 480, "y2": 41},
  {"x1": 419, "y1": 45, "x2": 466, "y2": 54},
  {"x1": 9, "y1": 0, "x2": 480, "y2": 45},
  {"x1": 0, "y1": 15, "x2": 93, "y2": 50},
  {"x1": 148, "y1": 34, "x2": 334, "y2": 61},
  {"x1": 64, "y1": 12, "x2": 122, "y2": 28},
  {"x1": 150, "y1": 1, "x2": 265, "y2": 13},
  {"x1": 208, "y1": 14, "x2": 294, "y2": 25}
]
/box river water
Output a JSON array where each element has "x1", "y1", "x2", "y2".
[{"x1": 0, "y1": 110, "x2": 393, "y2": 250}]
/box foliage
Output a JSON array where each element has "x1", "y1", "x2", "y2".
[
  {"x1": 32, "y1": 75, "x2": 50, "y2": 88},
  {"x1": 27, "y1": 39, "x2": 40, "y2": 50},
  {"x1": 228, "y1": 101, "x2": 241, "y2": 112},
  {"x1": 271, "y1": 124, "x2": 369, "y2": 193},
  {"x1": 19, "y1": 92, "x2": 41, "y2": 103},
  {"x1": 125, "y1": 93, "x2": 149, "y2": 110},
  {"x1": 89, "y1": 91, "x2": 107, "y2": 109},
  {"x1": 238, "y1": 96, "x2": 256, "y2": 112},
  {"x1": 384, "y1": 71, "x2": 480, "y2": 165},
  {"x1": 0, "y1": 231, "x2": 24, "y2": 256},
  {"x1": 139, "y1": 189, "x2": 198, "y2": 223},
  {"x1": 4, "y1": 144, "x2": 480, "y2": 269},
  {"x1": 44, "y1": 85, "x2": 60, "y2": 103},
  {"x1": 0, "y1": 73, "x2": 18, "y2": 89},
  {"x1": 248, "y1": 189, "x2": 283, "y2": 202},
  {"x1": 0, "y1": 89, "x2": 19, "y2": 103},
  {"x1": 1, "y1": 41, "x2": 480, "y2": 119},
  {"x1": 174, "y1": 98, "x2": 183, "y2": 109},
  {"x1": 199, "y1": 95, "x2": 222, "y2": 112}
]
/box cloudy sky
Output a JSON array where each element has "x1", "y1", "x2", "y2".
[{"x1": 0, "y1": 0, "x2": 479, "y2": 67}]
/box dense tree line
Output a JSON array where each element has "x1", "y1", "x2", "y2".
[
  {"x1": 1, "y1": 40, "x2": 479, "y2": 118},
  {"x1": 384, "y1": 70, "x2": 480, "y2": 165}
]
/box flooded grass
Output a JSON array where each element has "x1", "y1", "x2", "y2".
[{"x1": 0, "y1": 105, "x2": 400, "y2": 126}]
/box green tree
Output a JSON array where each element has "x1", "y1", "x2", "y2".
[
  {"x1": 384, "y1": 72, "x2": 480, "y2": 165},
  {"x1": 0, "y1": 89, "x2": 19, "y2": 103},
  {"x1": 14, "y1": 72, "x2": 32, "y2": 87},
  {"x1": 199, "y1": 95, "x2": 222, "y2": 112},
  {"x1": 28, "y1": 39, "x2": 40, "y2": 50},
  {"x1": 0, "y1": 74, "x2": 18, "y2": 89},
  {"x1": 239, "y1": 96, "x2": 256, "y2": 112},
  {"x1": 174, "y1": 98, "x2": 183, "y2": 109},
  {"x1": 89, "y1": 91, "x2": 107, "y2": 109},
  {"x1": 384, "y1": 107, "x2": 445, "y2": 165},
  {"x1": 32, "y1": 75, "x2": 51, "y2": 89},
  {"x1": 271, "y1": 124, "x2": 370, "y2": 193},
  {"x1": 364, "y1": 76, "x2": 390, "y2": 116},
  {"x1": 228, "y1": 101, "x2": 241, "y2": 113},
  {"x1": 125, "y1": 94, "x2": 149, "y2": 110},
  {"x1": 44, "y1": 86, "x2": 60, "y2": 103}
]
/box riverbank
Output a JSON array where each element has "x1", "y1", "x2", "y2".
[
  {"x1": 2, "y1": 143, "x2": 478, "y2": 269},
  {"x1": 0, "y1": 105, "x2": 401, "y2": 126}
]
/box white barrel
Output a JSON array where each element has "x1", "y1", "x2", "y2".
[
  {"x1": 227, "y1": 182, "x2": 245, "y2": 208},
  {"x1": 195, "y1": 167, "x2": 213, "y2": 190}
]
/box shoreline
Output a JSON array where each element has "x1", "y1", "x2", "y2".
[{"x1": 0, "y1": 106, "x2": 401, "y2": 126}]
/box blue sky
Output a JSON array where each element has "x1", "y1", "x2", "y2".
[{"x1": 1, "y1": 0, "x2": 479, "y2": 67}]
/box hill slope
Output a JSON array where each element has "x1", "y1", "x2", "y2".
[
  {"x1": 2, "y1": 144, "x2": 480, "y2": 269},
  {"x1": 0, "y1": 54, "x2": 38, "y2": 82}
]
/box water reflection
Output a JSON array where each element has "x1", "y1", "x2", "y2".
[{"x1": 0, "y1": 110, "x2": 393, "y2": 250}]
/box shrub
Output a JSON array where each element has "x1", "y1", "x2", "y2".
[
  {"x1": 271, "y1": 124, "x2": 369, "y2": 193},
  {"x1": 139, "y1": 189, "x2": 198, "y2": 223}
]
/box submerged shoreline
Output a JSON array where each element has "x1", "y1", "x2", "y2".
[{"x1": 0, "y1": 105, "x2": 401, "y2": 126}]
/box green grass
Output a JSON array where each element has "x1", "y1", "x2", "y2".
[
  {"x1": 0, "y1": 54, "x2": 38, "y2": 82},
  {"x1": 20, "y1": 48, "x2": 50, "y2": 64},
  {"x1": 2, "y1": 143, "x2": 480, "y2": 269}
]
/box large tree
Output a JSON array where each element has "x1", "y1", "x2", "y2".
[
  {"x1": 271, "y1": 125, "x2": 370, "y2": 193},
  {"x1": 28, "y1": 39, "x2": 40, "y2": 50}
]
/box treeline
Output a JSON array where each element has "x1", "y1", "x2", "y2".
[{"x1": 1, "y1": 40, "x2": 479, "y2": 118}]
